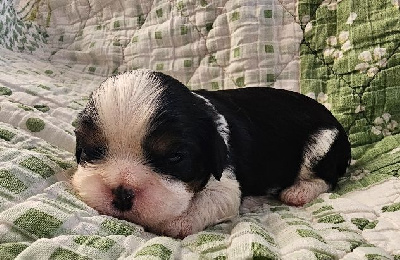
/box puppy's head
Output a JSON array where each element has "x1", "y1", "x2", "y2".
[{"x1": 72, "y1": 70, "x2": 227, "y2": 234}]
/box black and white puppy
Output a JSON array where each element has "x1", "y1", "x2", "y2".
[{"x1": 72, "y1": 70, "x2": 351, "y2": 238}]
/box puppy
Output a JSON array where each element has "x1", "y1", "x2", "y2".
[{"x1": 72, "y1": 70, "x2": 351, "y2": 238}]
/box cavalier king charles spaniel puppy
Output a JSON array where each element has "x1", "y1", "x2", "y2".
[{"x1": 72, "y1": 70, "x2": 350, "y2": 238}]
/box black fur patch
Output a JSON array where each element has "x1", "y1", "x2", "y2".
[
  {"x1": 195, "y1": 87, "x2": 351, "y2": 196},
  {"x1": 75, "y1": 99, "x2": 107, "y2": 164},
  {"x1": 142, "y1": 73, "x2": 227, "y2": 191}
]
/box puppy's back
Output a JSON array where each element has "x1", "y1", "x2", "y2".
[{"x1": 195, "y1": 87, "x2": 351, "y2": 196}]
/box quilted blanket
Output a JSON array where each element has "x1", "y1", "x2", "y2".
[{"x1": 1, "y1": 0, "x2": 399, "y2": 259}]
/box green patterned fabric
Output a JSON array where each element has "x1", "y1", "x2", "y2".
[
  {"x1": 299, "y1": 0, "x2": 400, "y2": 196},
  {"x1": 0, "y1": 0, "x2": 47, "y2": 52},
  {"x1": 0, "y1": 0, "x2": 399, "y2": 259}
]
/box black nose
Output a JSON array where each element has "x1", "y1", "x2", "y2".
[{"x1": 111, "y1": 186, "x2": 134, "y2": 211}]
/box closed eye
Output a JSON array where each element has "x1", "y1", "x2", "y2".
[
  {"x1": 166, "y1": 152, "x2": 184, "y2": 164},
  {"x1": 81, "y1": 146, "x2": 107, "y2": 163}
]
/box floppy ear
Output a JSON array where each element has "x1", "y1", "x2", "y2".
[
  {"x1": 209, "y1": 133, "x2": 228, "y2": 181},
  {"x1": 73, "y1": 109, "x2": 98, "y2": 164}
]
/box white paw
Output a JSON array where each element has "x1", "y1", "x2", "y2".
[
  {"x1": 280, "y1": 186, "x2": 313, "y2": 206},
  {"x1": 161, "y1": 217, "x2": 199, "y2": 239},
  {"x1": 280, "y1": 179, "x2": 329, "y2": 206}
]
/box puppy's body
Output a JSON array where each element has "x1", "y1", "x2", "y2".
[
  {"x1": 72, "y1": 70, "x2": 351, "y2": 238},
  {"x1": 195, "y1": 88, "x2": 350, "y2": 198}
]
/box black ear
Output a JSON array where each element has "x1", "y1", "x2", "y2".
[
  {"x1": 209, "y1": 133, "x2": 228, "y2": 181},
  {"x1": 73, "y1": 109, "x2": 97, "y2": 165}
]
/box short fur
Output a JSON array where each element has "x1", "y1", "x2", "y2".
[{"x1": 72, "y1": 70, "x2": 351, "y2": 238}]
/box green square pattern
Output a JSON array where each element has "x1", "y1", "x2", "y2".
[
  {"x1": 264, "y1": 10, "x2": 273, "y2": 18},
  {"x1": 0, "y1": 128, "x2": 16, "y2": 141},
  {"x1": 231, "y1": 11, "x2": 240, "y2": 21},
  {"x1": 351, "y1": 218, "x2": 378, "y2": 230},
  {"x1": 156, "y1": 63, "x2": 164, "y2": 70},
  {"x1": 135, "y1": 244, "x2": 172, "y2": 260},
  {"x1": 176, "y1": 1, "x2": 185, "y2": 11},
  {"x1": 137, "y1": 15, "x2": 145, "y2": 26},
  {"x1": 19, "y1": 156, "x2": 55, "y2": 178},
  {"x1": 233, "y1": 47, "x2": 240, "y2": 58},
  {"x1": 211, "y1": 82, "x2": 219, "y2": 90},
  {"x1": 297, "y1": 229, "x2": 325, "y2": 242},
  {"x1": 50, "y1": 248, "x2": 90, "y2": 260},
  {"x1": 251, "y1": 242, "x2": 278, "y2": 260},
  {"x1": 0, "y1": 169, "x2": 27, "y2": 194},
  {"x1": 155, "y1": 31, "x2": 162, "y2": 39},
  {"x1": 0, "y1": 86, "x2": 12, "y2": 96},
  {"x1": 74, "y1": 236, "x2": 115, "y2": 251},
  {"x1": 188, "y1": 233, "x2": 225, "y2": 247},
  {"x1": 205, "y1": 22, "x2": 213, "y2": 32},
  {"x1": 314, "y1": 252, "x2": 335, "y2": 260},
  {"x1": 250, "y1": 224, "x2": 275, "y2": 245},
  {"x1": 266, "y1": 74, "x2": 275, "y2": 82},
  {"x1": 18, "y1": 104, "x2": 33, "y2": 111},
  {"x1": 180, "y1": 25, "x2": 188, "y2": 35},
  {"x1": 184, "y1": 60, "x2": 192, "y2": 67},
  {"x1": 25, "y1": 118, "x2": 45, "y2": 132},
  {"x1": 382, "y1": 202, "x2": 400, "y2": 212},
  {"x1": 14, "y1": 209, "x2": 63, "y2": 238},
  {"x1": 208, "y1": 55, "x2": 217, "y2": 64},
  {"x1": 156, "y1": 8, "x2": 163, "y2": 18},
  {"x1": 236, "y1": 76, "x2": 245, "y2": 87},
  {"x1": 312, "y1": 205, "x2": 334, "y2": 215},
  {"x1": 317, "y1": 214, "x2": 345, "y2": 224},
  {"x1": 100, "y1": 219, "x2": 137, "y2": 236},
  {"x1": 265, "y1": 45, "x2": 274, "y2": 53},
  {"x1": 0, "y1": 243, "x2": 28, "y2": 260}
]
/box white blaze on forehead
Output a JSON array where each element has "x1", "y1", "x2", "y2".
[{"x1": 92, "y1": 70, "x2": 163, "y2": 156}]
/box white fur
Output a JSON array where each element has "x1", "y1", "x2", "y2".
[
  {"x1": 301, "y1": 128, "x2": 339, "y2": 171},
  {"x1": 160, "y1": 168, "x2": 241, "y2": 237},
  {"x1": 72, "y1": 70, "x2": 199, "y2": 233},
  {"x1": 240, "y1": 196, "x2": 273, "y2": 213},
  {"x1": 279, "y1": 129, "x2": 338, "y2": 206},
  {"x1": 93, "y1": 70, "x2": 164, "y2": 156},
  {"x1": 280, "y1": 179, "x2": 330, "y2": 206},
  {"x1": 192, "y1": 92, "x2": 230, "y2": 149},
  {"x1": 72, "y1": 158, "x2": 194, "y2": 229}
]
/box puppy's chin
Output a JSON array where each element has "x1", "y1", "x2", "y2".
[{"x1": 71, "y1": 159, "x2": 194, "y2": 232}]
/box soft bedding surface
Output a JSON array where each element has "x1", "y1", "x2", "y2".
[{"x1": 0, "y1": 0, "x2": 399, "y2": 259}]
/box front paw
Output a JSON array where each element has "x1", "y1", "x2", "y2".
[{"x1": 162, "y1": 217, "x2": 200, "y2": 239}]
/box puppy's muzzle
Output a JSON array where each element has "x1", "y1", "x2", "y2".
[{"x1": 112, "y1": 185, "x2": 134, "y2": 211}]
